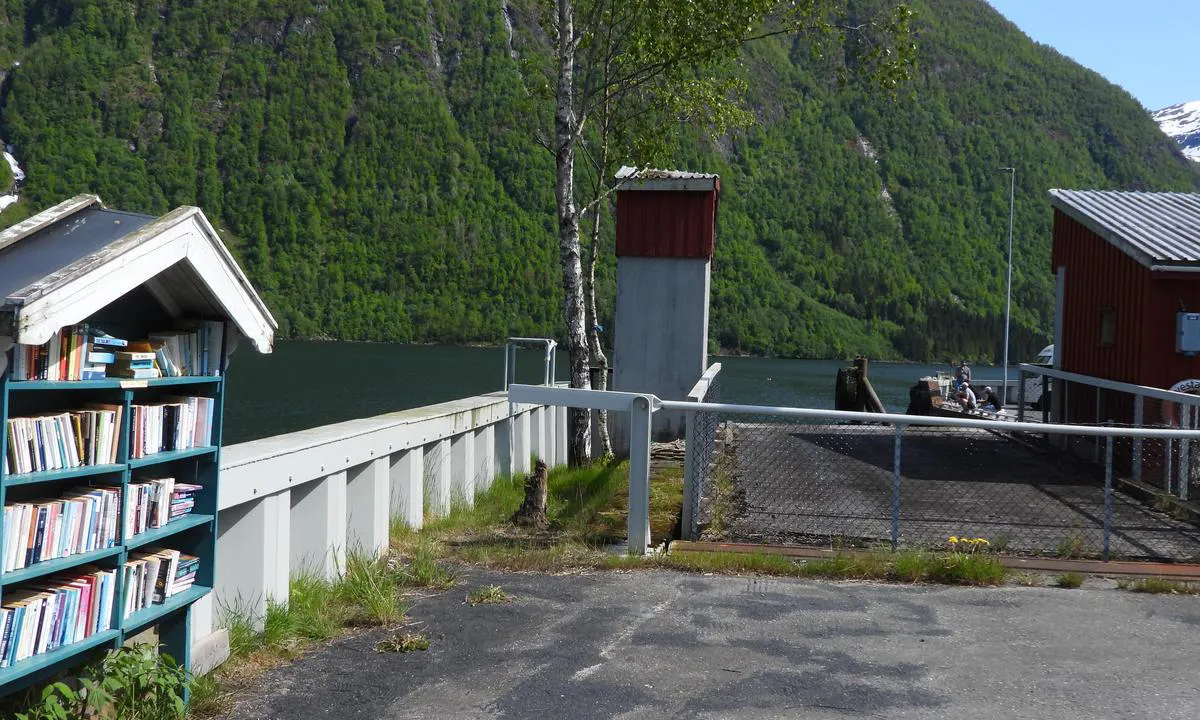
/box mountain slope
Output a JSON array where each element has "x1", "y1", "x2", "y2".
[
  {"x1": 1153, "y1": 101, "x2": 1200, "y2": 162},
  {"x1": 0, "y1": 0, "x2": 1195, "y2": 361}
]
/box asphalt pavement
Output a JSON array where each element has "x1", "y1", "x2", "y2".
[{"x1": 217, "y1": 569, "x2": 1200, "y2": 719}]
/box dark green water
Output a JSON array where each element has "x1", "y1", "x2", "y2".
[{"x1": 222, "y1": 341, "x2": 974, "y2": 444}]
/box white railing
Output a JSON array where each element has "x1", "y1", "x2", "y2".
[
  {"x1": 189, "y1": 387, "x2": 567, "y2": 675},
  {"x1": 682, "y1": 363, "x2": 722, "y2": 540},
  {"x1": 1017, "y1": 363, "x2": 1200, "y2": 495},
  {"x1": 507, "y1": 383, "x2": 1200, "y2": 557}
]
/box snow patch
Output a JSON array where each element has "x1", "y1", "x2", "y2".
[{"x1": 1152, "y1": 100, "x2": 1200, "y2": 162}]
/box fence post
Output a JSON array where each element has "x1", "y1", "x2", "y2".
[
  {"x1": 1181, "y1": 409, "x2": 1191, "y2": 501},
  {"x1": 891, "y1": 424, "x2": 904, "y2": 551},
  {"x1": 1094, "y1": 386, "x2": 1102, "y2": 463},
  {"x1": 1133, "y1": 396, "x2": 1144, "y2": 485},
  {"x1": 1103, "y1": 425, "x2": 1113, "y2": 561},
  {"x1": 1042, "y1": 374, "x2": 1050, "y2": 424},
  {"x1": 1017, "y1": 368, "x2": 1026, "y2": 423},
  {"x1": 628, "y1": 395, "x2": 653, "y2": 555},
  {"x1": 682, "y1": 409, "x2": 698, "y2": 541}
]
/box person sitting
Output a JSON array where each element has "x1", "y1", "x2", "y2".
[
  {"x1": 977, "y1": 386, "x2": 1002, "y2": 412},
  {"x1": 955, "y1": 381, "x2": 977, "y2": 410}
]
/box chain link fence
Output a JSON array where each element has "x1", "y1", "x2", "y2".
[{"x1": 685, "y1": 404, "x2": 1200, "y2": 561}]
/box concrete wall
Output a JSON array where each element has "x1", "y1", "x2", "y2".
[
  {"x1": 189, "y1": 390, "x2": 568, "y2": 675},
  {"x1": 612, "y1": 256, "x2": 710, "y2": 452}
]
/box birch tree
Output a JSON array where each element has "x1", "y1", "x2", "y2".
[{"x1": 539, "y1": 0, "x2": 916, "y2": 466}]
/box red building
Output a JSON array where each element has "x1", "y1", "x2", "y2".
[{"x1": 1049, "y1": 189, "x2": 1200, "y2": 427}]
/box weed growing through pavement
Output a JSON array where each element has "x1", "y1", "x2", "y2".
[
  {"x1": 466, "y1": 585, "x2": 513, "y2": 605},
  {"x1": 376, "y1": 631, "x2": 430, "y2": 653},
  {"x1": 1055, "y1": 532, "x2": 1088, "y2": 559},
  {"x1": 1116, "y1": 577, "x2": 1200, "y2": 594},
  {"x1": 1054, "y1": 572, "x2": 1085, "y2": 589}
]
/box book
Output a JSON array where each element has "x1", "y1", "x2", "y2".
[
  {"x1": 2, "y1": 487, "x2": 119, "y2": 572},
  {"x1": 88, "y1": 329, "x2": 128, "y2": 348},
  {"x1": 108, "y1": 366, "x2": 160, "y2": 380},
  {"x1": 86, "y1": 351, "x2": 116, "y2": 364},
  {"x1": 4, "y1": 407, "x2": 120, "y2": 474}
]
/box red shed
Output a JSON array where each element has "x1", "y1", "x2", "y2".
[{"x1": 1049, "y1": 189, "x2": 1200, "y2": 425}]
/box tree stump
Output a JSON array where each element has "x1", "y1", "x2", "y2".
[{"x1": 512, "y1": 459, "x2": 549, "y2": 529}]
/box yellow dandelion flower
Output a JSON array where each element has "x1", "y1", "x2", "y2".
[{"x1": 948, "y1": 536, "x2": 959, "y2": 543}]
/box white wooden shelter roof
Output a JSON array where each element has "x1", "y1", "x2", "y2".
[{"x1": 0, "y1": 194, "x2": 276, "y2": 352}]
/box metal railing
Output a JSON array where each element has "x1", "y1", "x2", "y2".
[
  {"x1": 503, "y1": 337, "x2": 557, "y2": 389},
  {"x1": 509, "y1": 383, "x2": 1200, "y2": 559},
  {"x1": 503, "y1": 337, "x2": 558, "y2": 476},
  {"x1": 682, "y1": 363, "x2": 722, "y2": 540},
  {"x1": 1018, "y1": 363, "x2": 1200, "y2": 501}
]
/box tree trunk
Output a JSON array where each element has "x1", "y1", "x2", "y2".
[
  {"x1": 512, "y1": 459, "x2": 549, "y2": 528},
  {"x1": 554, "y1": 0, "x2": 591, "y2": 467},
  {"x1": 585, "y1": 203, "x2": 613, "y2": 458}
]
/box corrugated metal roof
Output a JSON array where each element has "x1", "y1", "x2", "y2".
[{"x1": 1049, "y1": 189, "x2": 1200, "y2": 267}]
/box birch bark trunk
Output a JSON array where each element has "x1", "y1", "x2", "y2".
[
  {"x1": 554, "y1": 0, "x2": 592, "y2": 466},
  {"x1": 585, "y1": 205, "x2": 613, "y2": 458}
]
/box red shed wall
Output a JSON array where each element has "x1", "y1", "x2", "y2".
[
  {"x1": 1052, "y1": 210, "x2": 1148, "y2": 385},
  {"x1": 1053, "y1": 210, "x2": 1200, "y2": 435},
  {"x1": 1144, "y1": 276, "x2": 1200, "y2": 390},
  {"x1": 615, "y1": 190, "x2": 717, "y2": 258}
]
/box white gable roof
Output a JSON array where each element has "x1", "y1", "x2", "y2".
[{"x1": 0, "y1": 194, "x2": 276, "y2": 352}]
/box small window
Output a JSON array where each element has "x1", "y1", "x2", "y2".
[{"x1": 1100, "y1": 309, "x2": 1116, "y2": 346}]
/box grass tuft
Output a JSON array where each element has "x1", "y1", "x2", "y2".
[
  {"x1": 1116, "y1": 577, "x2": 1200, "y2": 594},
  {"x1": 466, "y1": 585, "x2": 513, "y2": 605},
  {"x1": 633, "y1": 549, "x2": 1007, "y2": 586},
  {"x1": 375, "y1": 631, "x2": 430, "y2": 653},
  {"x1": 1055, "y1": 532, "x2": 1088, "y2": 559},
  {"x1": 1054, "y1": 572, "x2": 1085, "y2": 589}
]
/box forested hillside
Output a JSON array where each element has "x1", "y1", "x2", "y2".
[{"x1": 0, "y1": 0, "x2": 1195, "y2": 361}]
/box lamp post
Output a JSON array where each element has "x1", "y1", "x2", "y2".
[{"x1": 998, "y1": 167, "x2": 1015, "y2": 406}]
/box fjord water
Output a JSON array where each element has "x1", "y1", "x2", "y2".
[{"x1": 222, "y1": 341, "x2": 955, "y2": 444}]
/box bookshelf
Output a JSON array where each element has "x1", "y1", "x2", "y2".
[
  {"x1": 0, "y1": 326, "x2": 225, "y2": 697},
  {"x1": 0, "y1": 194, "x2": 276, "y2": 705}
]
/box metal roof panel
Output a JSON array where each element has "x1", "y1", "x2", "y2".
[{"x1": 1049, "y1": 189, "x2": 1200, "y2": 267}]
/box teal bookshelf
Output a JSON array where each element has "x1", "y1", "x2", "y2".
[{"x1": 0, "y1": 345, "x2": 225, "y2": 698}]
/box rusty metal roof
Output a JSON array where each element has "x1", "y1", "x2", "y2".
[
  {"x1": 1049, "y1": 189, "x2": 1200, "y2": 268},
  {"x1": 615, "y1": 167, "x2": 719, "y2": 192}
]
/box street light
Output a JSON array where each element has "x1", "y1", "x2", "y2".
[{"x1": 998, "y1": 167, "x2": 1015, "y2": 406}]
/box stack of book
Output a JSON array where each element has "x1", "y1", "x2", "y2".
[
  {"x1": 170, "y1": 483, "x2": 202, "y2": 521},
  {"x1": 0, "y1": 567, "x2": 117, "y2": 668},
  {"x1": 122, "y1": 548, "x2": 196, "y2": 618},
  {"x1": 2, "y1": 487, "x2": 121, "y2": 571},
  {"x1": 79, "y1": 330, "x2": 129, "y2": 380},
  {"x1": 129, "y1": 397, "x2": 215, "y2": 459},
  {"x1": 125, "y1": 478, "x2": 180, "y2": 536},
  {"x1": 171, "y1": 554, "x2": 200, "y2": 596},
  {"x1": 110, "y1": 350, "x2": 160, "y2": 380},
  {"x1": 3, "y1": 405, "x2": 122, "y2": 475}
]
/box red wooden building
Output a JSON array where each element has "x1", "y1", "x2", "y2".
[{"x1": 1049, "y1": 189, "x2": 1200, "y2": 426}]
